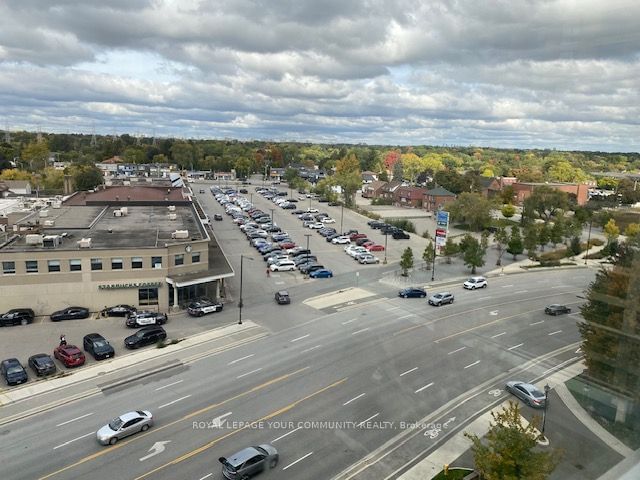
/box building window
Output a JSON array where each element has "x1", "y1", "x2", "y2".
[
  {"x1": 91, "y1": 258, "x2": 103, "y2": 271},
  {"x1": 25, "y1": 260, "x2": 38, "y2": 273},
  {"x1": 152, "y1": 256, "x2": 162, "y2": 269},
  {"x1": 48, "y1": 260, "x2": 61, "y2": 273},
  {"x1": 132, "y1": 257, "x2": 143, "y2": 269},
  {"x1": 139, "y1": 287, "x2": 159, "y2": 306},
  {"x1": 175, "y1": 254, "x2": 184, "y2": 266},
  {"x1": 192, "y1": 252, "x2": 201, "y2": 263},
  {"x1": 111, "y1": 258, "x2": 123, "y2": 270},
  {"x1": 69, "y1": 259, "x2": 82, "y2": 272},
  {"x1": 2, "y1": 261, "x2": 16, "y2": 275}
]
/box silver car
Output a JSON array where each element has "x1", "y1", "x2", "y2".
[
  {"x1": 505, "y1": 381, "x2": 547, "y2": 408},
  {"x1": 219, "y1": 444, "x2": 279, "y2": 479},
  {"x1": 96, "y1": 410, "x2": 153, "y2": 445}
]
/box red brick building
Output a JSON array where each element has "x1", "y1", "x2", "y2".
[
  {"x1": 512, "y1": 182, "x2": 590, "y2": 206},
  {"x1": 424, "y1": 187, "x2": 457, "y2": 212},
  {"x1": 394, "y1": 186, "x2": 427, "y2": 208}
]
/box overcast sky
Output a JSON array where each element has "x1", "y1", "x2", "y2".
[{"x1": 1, "y1": 0, "x2": 639, "y2": 152}]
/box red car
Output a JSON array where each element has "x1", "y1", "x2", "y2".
[
  {"x1": 366, "y1": 244, "x2": 385, "y2": 252},
  {"x1": 54, "y1": 345, "x2": 86, "y2": 368},
  {"x1": 350, "y1": 233, "x2": 367, "y2": 241},
  {"x1": 279, "y1": 241, "x2": 296, "y2": 249}
]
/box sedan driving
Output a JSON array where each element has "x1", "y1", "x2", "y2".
[
  {"x1": 505, "y1": 381, "x2": 547, "y2": 408},
  {"x1": 96, "y1": 410, "x2": 154, "y2": 445}
]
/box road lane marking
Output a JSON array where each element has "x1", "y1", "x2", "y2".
[
  {"x1": 397, "y1": 314, "x2": 415, "y2": 320},
  {"x1": 300, "y1": 344, "x2": 322, "y2": 354},
  {"x1": 447, "y1": 347, "x2": 466, "y2": 355},
  {"x1": 272, "y1": 426, "x2": 302, "y2": 443},
  {"x1": 198, "y1": 474, "x2": 213, "y2": 480},
  {"x1": 490, "y1": 332, "x2": 507, "y2": 338},
  {"x1": 508, "y1": 343, "x2": 524, "y2": 351},
  {"x1": 399, "y1": 367, "x2": 418, "y2": 377},
  {"x1": 357, "y1": 413, "x2": 379, "y2": 427},
  {"x1": 159, "y1": 395, "x2": 192, "y2": 409},
  {"x1": 53, "y1": 432, "x2": 95, "y2": 450},
  {"x1": 155, "y1": 380, "x2": 184, "y2": 391},
  {"x1": 56, "y1": 413, "x2": 94, "y2": 427},
  {"x1": 501, "y1": 285, "x2": 514, "y2": 288},
  {"x1": 236, "y1": 368, "x2": 263, "y2": 379},
  {"x1": 464, "y1": 360, "x2": 480, "y2": 369},
  {"x1": 478, "y1": 296, "x2": 493, "y2": 300},
  {"x1": 514, "y1": 290, "x2": 528, "y2": 294},
  {"x1": 290, "y1": 334, "x2": 310, "y2": 342},
  {"x1": 529, "y1": 320, "x2": 544, "y2": 326},
  {"x1": 341, "y1": 319, "x2": 356, "y2": 325},
  {"x1": 227, "y1": 354, "x2": 255, "y2": 365},
  {"x1": 548, "y1": 330, "x2": 562, "y2": 336},
  {"x1": 415, "y1": 383, "x2": 434, "y2": 393},
  {"x1": 343, "y1": 393, "x2": 366, "y2": 406},
  {"x1": 352, "y1": 328, "x2": 370, "y2": 335},
  {"x1": 283, "y1": 452, "x2": 314, "y2": 470}
]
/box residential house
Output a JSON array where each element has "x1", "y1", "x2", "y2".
[
  {"x1": 394, "y1": 186, "x2": 427, "y2": 208},
  {"x1": 377, "y1": 181, "x2": 403, "y2": 201},
  {"x1": 361, "y1": 171, "x2": 378, "y2": 184},
  {"x1": 0, "y1": 180, "x2": 32, "y2": 196},
  {"x1": 479, "y1": 176, "x2": 517, "y2": 200},
  {"x1": 512, "y1": 182, "x2": 590, "y2": 206},
  {"x1": 424, "y1": 187, "x2": 457, "y2": 212},
  {"x1": 362, "y1": 180, "x2": 387, "y2": 198}
]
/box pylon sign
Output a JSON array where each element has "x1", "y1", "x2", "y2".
[{"x1": 435, "y1": 211, "x2": 449, "y2": 250}]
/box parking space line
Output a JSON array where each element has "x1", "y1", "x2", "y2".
[
  {"x1": 529, "y1": 320, "x2": 544, "y2": 326},
  {"x1": 272, "y1": 426, "x2": 302, "y2": 443},
  {"x1": 283, "y1": 452, "x2": 314, "y2": 470},
  {"x1": 343, "y1": 393, "x2": 366, "y2": 406},
  {"x1": 415, "y1": 382, "x2": 433, "y2": 393},
  {"x1": 56, "y1": 413, "x2": 94, "y2": 427},
  {"x1": 490, "y1": 331, "x2": 507, "y2": 338},
  {"x1": 501, "y1": 285, "x2": 514, "y2": 288},
  {"x1": 399, "y1": 367, "x2": 418, "y2": 377},
  {"x1": 478, "y1": 296, "x2": 493, "y2": 300},
  {"x1": 447, "y1": 346, "x2": 466, "y2": 355},
  {"x1": 158, "y1": 395, "x2": 191, "y2": 409}
]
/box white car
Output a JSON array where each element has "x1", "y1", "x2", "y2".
[
  {"x1": 270, "y1": 260, "x2": 296, "y2": 272},
  {"x1": 306, "y1": 208, "x2": 319, "y2": 213},
  {"x1": 321, "y1": 217, "x2": 336, "y2": 224},
  {"x1": 332, "y1": 236, "x2": 351, "y2": 244},
  {"x1": 308, "y1": 222, "x2": 324, "y2": 229},
  {"x1": 267, "y1": 255, "x2": 289, "y2": 265},
  {"x1": 463, "y1": 276, "x2": 487, "y2": 289},
  {"x1": 348, "y1": 247, "x2": 367, "y2": 258},
  {"x1": 358, "y1": 254, "x2": 380, "y2": 264}
]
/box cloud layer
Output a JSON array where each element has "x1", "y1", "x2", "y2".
[{"x1": 1, "y1": 0, "x2": 639, "y2": 151}]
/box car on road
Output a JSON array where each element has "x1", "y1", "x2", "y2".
[
  {"x1": 463, "y1": 276, "x2": 488, "y2": 290},
  {"x1": 126, "y1": 311, "x2": 168, "y2": 327},
  {"x1": 399, "y1": 287, "x2": 427, "y2": 298},
  {"x1": 505, "y1": 381, "x2": 547, "y2": 408},
  {"x1": 28, "y1": 353, "x2": 57, "y2": 376},
  {"x1": 545, "y1": 304, "x2": 571, "y2": 315},
  {"x1": 357, "y1": 254, "x2": 380, "y2": 264},
  {"x1": 83, "y1": 333, "x2": 115, "y2": 360},
  {"x1": 310, "y1": 268, "x2": 333, "y2": 278},
  {"x1": 124, "y1": 326, "x2": 167, "y2": 349},
  {"x1": 50, "y1": 307, "x2": 90, "y2": 322},
  {"x1": 1, "y1": 358, "x2": 28, "y2": 385},
  {"x1": 214, "y1": 214, "x2": 224, "y2": 221},
  {"x1": 97, "y1": 410, "x2": 154, "y2": 445},
  {"x1": 270, "y1": 260, "x2": 296, "y2": 272},
  {"x1": 275, "y1": 291, "x2": 291, "y2": 304},
  {"x1": 428, "y1": 292, "x2": 454, "y2": 306},
  {"x1": 186, "y1": 299, "x2": 224, "y2": 317},
  {"x1": 53, "y1": 344, "x2": 86, "y2": 368},
  {"x1": 101, "y1": 305, "x2": 137, "y2": 317},
  {"x1": 219, "y1": 444, "x2": 279, "y2": 479},
  {"x1": 0, "y1": 308, "x2": 35, "y2": 326}
]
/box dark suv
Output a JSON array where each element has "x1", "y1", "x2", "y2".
[
  {"x1": 124, "y1": 326, "x2": 167, "y2": 349},
  {"x1": 1, "y1": 358, "x2": 28, "y2": 385},
  {"x1": 275, "y1": 291, "x2": 291, "y2": 304},
  {"x1": 0, "y1": 308, "x2": 35, "y2": 327},
  {"x1": 83, "y1": 333, "x2": 115, "y2": 360}
]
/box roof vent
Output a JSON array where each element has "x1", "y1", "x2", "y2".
[{"x1": 78, "y1": 238, "x2": 92, "y2": 248}]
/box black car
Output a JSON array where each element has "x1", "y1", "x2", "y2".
[
  {"x1": 101, "y1": 305, "x2": 136, "y2": 317},
  {"x1": 124, "y1": 326, "x2": 167, "y2": 349},
  {"x1": 275, "y1": 291, "x2": 291, "y2": 304},
  {"x1": 0, "y1": 308, "x2": 35, "y2": 326},
  {"x1": 1, "y1": 358, "x2": 28, "y2": 385},
  {"x1": 214, "y1": 214, "x2": 223, "y2": 221},
  {"x1": 545, "y1": 304, "x2": 572, "y2": 315},
  {"x1": 126, "y1": 311, "x2": 168, "y2": 327},
  {"x1": 398, "y1": 287, "x2": 427, "y2": 298},
  {"x1": 328, "y1": 201, "x2": 340, "y2": 206},
  {"x1": 83, "y1": 333, "x2": 115, "y2": 360},
  {"x1": 392, "y1": 231, "x2": 410, "y2": 239},
  {"x1": 187, "y1": 299, "x2": 224, "y2": 317},
  {"x1": 28, "y1": 353, "x2": 57, "y2": 376},
  {"x1": 367, "y1": 220, "x2": 384, "y2": 228},
  {"x1": 50, "y1": 307, "x2": 90, "y2": 322}
]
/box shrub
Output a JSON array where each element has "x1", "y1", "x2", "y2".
[
  {"x1": 386, "y1": 218, "x2": 416, "y2": 233},
  {"x1": 539, "y1": 248, "x2": 568, "y2": 261},
  {"x1": 501, "y1": 204, "x2": 516, "y2": 218},
  {"x1": 589, "y1": 238, "x2": 605, "y2": 246}
]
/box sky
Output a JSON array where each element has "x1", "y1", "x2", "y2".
[{"x1": 0, "y1": 0, "x2": 639, "y2": 152}]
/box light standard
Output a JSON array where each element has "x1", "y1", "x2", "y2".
[
  {"x1": 541, "y1": 384, "x2": 551, "y2": 440},
  {"x1": 383, "y1": 232, "x2": 388, "y2": 264},
  {"x1": 584, "y1": 217, "x2": 593, "y2": 266},
  {"x1": 270, "y1": 208, "x2": 275, "y2": 226},
  {"x1": 250, "y1": 193, "x2": 253, "y2": 204},
  {"x1": 304, "y1": 234, "x2": 312, "y2": 278},
  {"x1": 340, "y1": 203, "x2": 344, "y2": 234},
  {"x1": 238, "y1": 255, "x2": 253, "y2": 324},
  {"x1": 431, "y1": 237, "x2": 437, "y2": 281}
]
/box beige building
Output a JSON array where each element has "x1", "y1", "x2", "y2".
[{"x1": 0, "y1": 186, "x2": 233, "y2": 317}]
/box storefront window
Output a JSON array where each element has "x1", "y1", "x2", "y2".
[
  {"x1": 91, "y1": 258, "x2": 102, "y2": 271},
  {"x1": 2, "y1": 261, "x2": 16, "y2": 275},
  {"x1": 48, "y1": 260, "x2": 60, "y2": 272},
  {"x1": 25, "y1": 260, "x2": 38, "y2": 273},
  {"x1": 111, "y1": 258, "x2": 123, "y2": 270},
  {"x1": 132, "y1": 257, "x2": 143, "y2": 269},
  {"x1": 69, "y1": 259, "x2": 82, "y2": 271},
  {"x1": 139, "y1": 287, "x2": 159, "y2": 306}
]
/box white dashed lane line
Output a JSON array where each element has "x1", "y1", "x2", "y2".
[
  {"x1": 53, "y1": 432, "x2": 95, "y2": 450},
  {"x1": 415, "y1": 382, "x2": 434, "y2": 393},
  {"x1": 464, "y1": 360, "x2": 481, "y2": 369},
  {"x1": 508, "y1": 343, "x2": 524, "y2": 351},
  {"x1": 529, "y1": 321, "x2": 544, "y2": 326},
  {"x1": 351, "y1": 328, "x2": 370, "y2": 335},
  {"x1": 300, "y1": 344, "x2": 322, "y2": 354},
  {"x1": 272, "y1": 426, "x2": 302, "y2": 443},
  {"x1": 400, "y1": 367, "x2": 418, "y2": 377},
  {"x1": 227, "y1": 354, "x2": 255, "y2": 365},
  {"x1": 357, "y1": 413, "x2": 379, "y2": 427},
  {"x1": 56, "y1": 412, "x2": 94, "y2": 427},
  {"x1": 343, "y1": 393, "x2": 366, "y2": 406},
  {"x1": 290, "y1": 334, "x2": 310, "y2": 343},
  {"x1": 447, "y1": 346, "x2": 466, "y2": 355},
  {"x1": 158, "y1": 395, "x2": 191, "y2": 409},
  {"x1": 236, "y1": 368, "x2": 263, "y2": 379},
  {"x1": 490, "y1": 332, "x2": 507, "y2": 338},
  {"x1": 548, "y1": 330, "x2": 562, "y2": 336},
  {"x1": 283, "y1": 452, "x2": 314, "y2": 471}
]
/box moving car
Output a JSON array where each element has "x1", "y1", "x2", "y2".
[
  {"x1": 214, "y1": 214, "x2": 223, "y2": 221},
  {"x1": 50, "y1": 307, "x2": 90, "y2": 322},
  {"x1": 275, "y1": 291, "x2": 291, "y2": 304},
  {"x1": 101, "y1": 305, "x2": 136, "y2": 317},
  {"x1": 545, "y1": 304, "x2": 571, "y2": 315},
  {"x1": 124, "y1": 326, "x2": 167, "y2": 349},
  {"x1": 1, "y1": 358, "x2": 28, "y2": 385},
  {"x1": 219, "y1": 444, "x2": 279, "y2": 479},
  {"x1": 53, "y1": 344, "x2": 86, "y2": 368},
  {"x1": 187, "y1": 299, "x2": 224, "y2": 317},
  {"x1": 310, "y1": 268, "x2": 333, "y2": 278},
  {"x1": 0, "y1": 308, "x2": 35, "y2": 326},
  {"x1": 505, "y1": 381, "x2": 547, "y2": 408},
  {"x1": 83, "y1": 333, "x2": 115, "y2": 360},
  {"x1": 96, "y1": 410, "x2": 154, "y2": 445},
  {"x1": 463, "y1": 276, "x2": 488, "y2": 290},
  {"x1": 126, "y1": 311, "x2": 168, "y2": 327},
  {"x1": 428, "y1": 292, "x2": 454, "y2": 306},
  {"x1": 28, "y1": 353, "x2": 57, "y2": 376},
  {"x1": 398, "y1": 287, "x2": 427, "y2": 298}
]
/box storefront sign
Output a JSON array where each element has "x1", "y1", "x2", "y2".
[{"x1": 98, "y1": 281, "x2": 163, "y2": 290}]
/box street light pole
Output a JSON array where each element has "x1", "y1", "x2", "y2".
[
  {"x1": 238, "y1": 255, "x2": 254, "y2": 325},
  {"x1": 541, "y1": 383, "x2": 550, "y2": 439},
  {"x1": 584, "y1": 217, "x2": 593, "y2": 265},
  {"x1": 270, "y1": 208, "x2": 274, "y2": 226},
  {"x1": 340, "y1": 204, "x2": 344, "y2": 234},
  {"x1": 305, "y1": 233, "x2": 311, "y2": 253},
  {"x1": 383, "y1": 232, "x2": 388, "y2": 264},
  {"x1": 431, "y1": 238, "x2": 437, "y2": 281}
]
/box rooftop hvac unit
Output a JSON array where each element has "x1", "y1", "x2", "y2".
[
  {"x1": 168, "y1": 213, "x2": 177, "y2": 220},
  {"x1": 43, "y1": 220, "x2": 55, "y2": 227},
  {"x1": 171, "y1": 230, "x2": 189, "y2": 239},
  {"x1": 25, "y1": 234, "x2": 44, "y2": 245},
  {"x1": 39, "y1": 209, "x2": 49, "y2": 218},
  {"x1": 113, "y1": 209, "x2": 123, "y2": 217},
  {"x1": 43, "y1": 235, "x2": 61, "y2": 248},
  {"x1": 120, "y1": 207, "x2": 128, "y2": 215},
  {"x1": 168, "y1": 205, "x2": 176, "y2": 212},
  {"x1": 52, "y1": 201, "x2": 62, "y2": 209},
  {"x1": 78, "y1": 238, "x2": 92, "y2": 248}
]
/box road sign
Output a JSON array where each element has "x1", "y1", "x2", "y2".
[{"x1": 436, "y1": 211, "x2": 449, "y2": 228}]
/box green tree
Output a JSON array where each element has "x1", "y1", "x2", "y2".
[
  {"x1": 501, "y1": 203, "x2": 516, "y2": 218},
  {"x1": 494, "y1": 226, "x2": 509, "y2": 266},
  {"x1": 399, "y1": 247, "x2": 414, "y2": 276},
  {"x1": 550, "y1": 219, "x2": 565, "y2": 247},
  {"x1": 538, "y1": 223, "x2": 550, "y2": 251},
  {"x1": 507, "y1": 226, "x2": 524, "y2": 260},
  {"x1": 443, "y1": 238, "x2": 459, "y2": 264},
  {"x1": 462, "y1": 235, "x2": 486, "y2": 274},
  {"x1": 624, "y1": 223, "x2": 640, "y2": 238},
  {"x1": 449, "y1": 192, "x2": 494, "y2": 231},
  {"x1": 499, "y1": 185, "x2": 515, "y2": 205},
  {"x1": 72, "y1": 165, "x2": 103, "y2": 191},
  {"x1": 283, "y1": 167, "x2": 299, "y2": 185},
  {"x1": 21, "y1": 140, "x2": 50, "y2": 172},
  {"x1": 392, "y1": 159, "x2": 403, "y2": 181},
  {"x1": 170, "y1": 142, "x2": 194, "y2": 168},
  {"x1": 524, "y1": 225, "x2": 538, "y2": 259},
  {"x1": 604, "y1": 219, "x2": 620, "y2": 245},
  {"x1": 465, "y1": 402, "x2": 562, "y2": 480},
  {"x1": 569, "y1": 236, "x2": 582, "y2": 256},
  {"x1": 523, "y1": 186, "x2": 569, "y2": 222},
  {"x1": 423, "y1": 241, "x2": 435, "y2": 269},
  {"x1": 334, "y1": 153, "x2": 361, "y2": 207}
]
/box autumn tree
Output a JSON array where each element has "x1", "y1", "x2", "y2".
[
  {"x1": 624, "y1": 223, "x2": 640, "y2": 238},
  {"x1": 604, "y1": 219, "x2": 620, "y2": 245},
  {"x1": 21, "y1": 140, "x2": 50, "y2": 172},
  {"x1": 334, "y1": 153, "x2": 361, "y2": 207},
  {"x1": 400, "y1": 247, "x2": 414, "y2": 276}
]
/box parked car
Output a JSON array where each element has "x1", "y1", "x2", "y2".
[
  {"x1": 331, "y1": 236, "x2": 351, "y2": 244},
  {"x1": 366, "y1": 244, "x2": 385, "y2": 252},
  {"x1": 50, "y1": 307, "x2": 90, "y2": 322},
  {"x1": 1, "y1": 358, "x2": 28, "y2": 385},
  {"x1": 399, "y1": 287, "x2": 427, "y2": 298},
  {"x1": 428, "y1": 292, "x2": 454, "y2": 306},
  {"x1": 187, "y1": 299, "x2": 224, "y2": 317},
  {"x1": 126, "y1": 311, "x2": 168, "y2": 327},
  {"x1": 101, "y1": 305, "x2": 136, "y2": 317},
  {"x1": 54, "y1": 344, "x2": 86, "y2": 368},
  {"x1": 270, "y1": 260, "x2": 296, "y2": 272},
  {"x1": 0, "y1": 308, "x2": 35, "y2": 326},
  {"x1": 350, "y1": 233, "x2": 367, "y2": 241},
  {"x1": 83, "y1": 333, "x2": 115, "y2": 360},
  {"x1": 505, "y1": 381, "x2": 547, "y2": 408},
  {"x1": 267, "y1": 255, "x2": 289, "y2": 266},
  {"x1": 219, "y1": 444, "x2": 279, "y2": 479},
  {"x1": 545, "y1": 304, "x2": 571, "y2": 315},
  {"x1": 463, "y1": 276, "x2": 488, "y2": 290},
  {"x1": 301, "y1": 264, "x2": 326, "y2": 274},
  {"x1": 308, "y1": 222, "x2": 324, "y2": 229},
  {"x1": 321, "y1": 217, "x2": 336, "y2": 223},
  {"x1": 214, "y1": 214, "x2": 223, "y2": 221},
  {"x1": 124, "y1": 326, "x2": 167, "y2": 349},
  {"x1": 275, "y1": 291, "x2": 291, "y2": 304},
  {"x1": 355, "y1": 237, "x2": 371, "y2": 246},
  {"x1": 392, "y1": 231, "x2": 410, "y2": 239},
  {"x1": 310, "y1": 268, "x2": 333, "y2": 278},
  {"x1": 96, "y1": 410, "x2": 154, "y2": 445},
  {"x1": 357, "y1": 254, "x2": 380, "y2": 264},
  {"x1": 28, "y1": 353, "x2": 57, "y2": 376}
]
